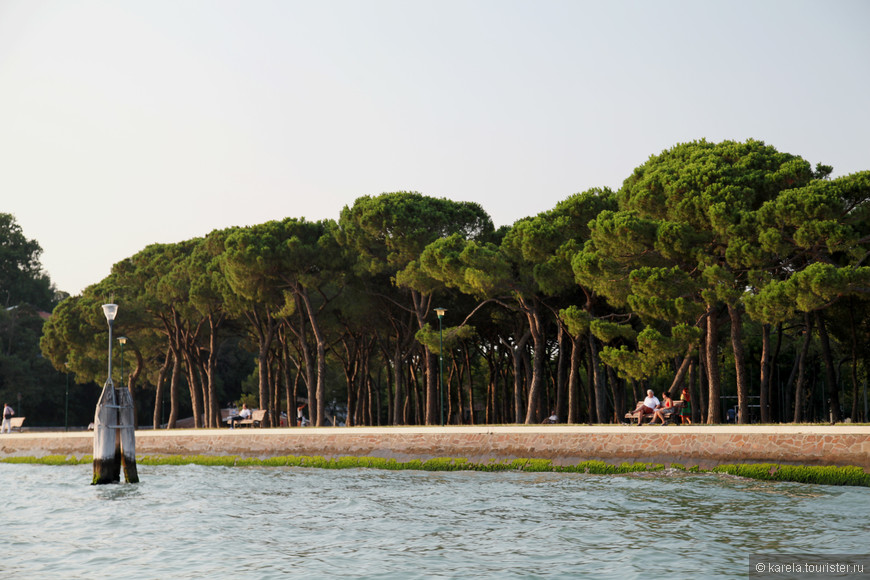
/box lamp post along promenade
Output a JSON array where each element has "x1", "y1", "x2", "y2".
[
  {"x1": 93, "y1": 304, "x2": 139, "y2": 484},
  {"x1": 435, "y1": 307, "x2": 446, "y2": 426}
]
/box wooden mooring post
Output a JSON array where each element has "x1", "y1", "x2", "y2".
[
  {"x1": 93, "y1": 303, "x2": 138, "y2": 485},
  {"x1": 92, "y1": 379, "x2": 138, "y2": 484}
]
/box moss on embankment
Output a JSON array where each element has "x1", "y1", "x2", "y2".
[{"x1": 2, "y1": 454, "x2": 868, "y2": 487}]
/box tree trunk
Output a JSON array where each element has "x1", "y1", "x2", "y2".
[
  {"x1": 567, "y1": 334, "x2": 583, "y2": 423},
  {"x1": 206, "y1": 314, "x2": 223, "y2": 428},
  {"x1": 668, "y1": 350, "x2": 693, "y2": 397},
  {"x1": 463, "y1": 343, "x2": 476, "y2": 425},
  {"x1": 555, "y1": 325, "x2": 568, "y2": 423},
  {"x1": 607, "y1": 366, "x2": 622, "y2": 424},
  {"x1": 153, "y1": 349, "x2": 171, "y2": 429},
  {"x1": 586, "y1": 337, "x2": 596, "y2": 424},
  {"x1": 815, "y1": 310, "x2": 841, "y2": 423},
  {"x1": 705, "y1": 303, "x2": 721, "y2": 424},
  {"x1": 770, "y1": 323, "x2": 784, "y2": 422},
  {"x1": 793, "y1": 312, "x2": 814, "y2": 423},
  {"x1": 849, "y1": 300, "x2": 861, "y2": 422},
  {"x1": 502, "y1": 331, "x2": 530, "y2": 424},
  {"x1": 759, "y1": 323, "x2": 772, "y2": 423},
  {"x1": 168, "y1": 349, "x2": 182, "y2": 429},
  {"x1": 589, "y1": 334, "x2": 607, "y2": 424},
  {"x1": 523, "y1": 303, "x2": 547, "y2": 425},
  {"x1": 728, "y1": 303, "x2": 750, "y2": 424},
  {"x1": 698, "y1": 335, "x2": 708, "y2": 424},
  {"x1": 391, "y1": 340, "x2": 403, "y2": 425}
]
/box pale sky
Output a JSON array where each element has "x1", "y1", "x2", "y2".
[{"x1": 2, "y1": 0, "x2": 868, "y2": 296}]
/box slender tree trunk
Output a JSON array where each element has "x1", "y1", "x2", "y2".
[
  {"x1": 759, "y1": 323, "x2": 772, "y2": 423},
  {"x1": 586, "y1": 338, "x2": 596, "y2": 424},
  {"x1": 523, "y1": 304, "x2": 547, "y2": 425},
  {"x1": 126, "y1": 346, "x2": 143, "y2": 429},
  {"x1": 668, "y1": 350, "x2": 693, "y2": 397},
  {"x1": 793, "y1": 312, "x2": 814, "y2": 423},
  {"x1": 607, "y1": 366, "x2": 622, "y2": 424},
  {"x1": 183, "y1": 346, "x2": 204, "y2": 428},
  {"x1": 849, "y1": 300, "x2": 861, "y2": 422},
  {"x1": 688, "y1": 359, "x2": 698, "y2": 424},
  {"x1": 168, "y1": 349, "x2": 182, "y2": 429},
  {"x1": 282, "y1": 339, "x2": 297, "y2": 427},
  {"x1": 502, "y1": 331, "x2": 530, "y2": 424},
  {"x1": 451, "y1": 358, "x2": 461, "y2": 424},
  {"x1": 555, "y1": 325, "x2": 568, "y2": 422},
  {"x1": 728, "y1": 303, "x2": 750, "y2": 424},
  {"x1": 815, "y1": 310, "x2": 841, "y2": 423},
  {"x1": 698, "y1": 335, "x2": 708, "y2": 424},
  {"x1": 463, "y1": 343, "x2": 476, "y2": 425},
  {"x1": 153, "y1": 349, "x2": 171, "y2": 429},
  {"x1": 392, "y1": 340, "x2": 403, "y2": 425},
  {"x1": 567, "y1": 334, "x2": 583, "y2": 423},
  {"x1": 296, "y1": 289, "x2": 327, "y2": 426},
  {"x1": 589, "y1": 334, "x2": 607, "y2": 424},
  {"x1": 771, "y1": 323, "x2": 784, "y2": 422},
  {"x1": 705, "y1": 303, "x2": 721, "y2": 424}
]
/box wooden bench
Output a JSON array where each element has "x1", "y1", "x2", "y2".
[
  {"x1": 6, "y1": 417, "x2": 25, "y2": 432},
  {"x1": 238, "y1": 409, "x2": 267, "y2": 428},
  {"x1": 625, "y1": 400, "x2": 685, "y2": 425}
]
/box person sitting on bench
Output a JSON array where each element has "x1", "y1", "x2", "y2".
[
  {"x1": 650, "y1": 391, "x2": 673, "y2": 425},
  {"x1": 228, "y1": 404, "x2": 252, "y2": 429},
  {"x1": 631, "y1": 390, "x2": 660, "y2": 425}
]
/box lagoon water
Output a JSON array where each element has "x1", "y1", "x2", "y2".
[{"x1": 3, "y1": 463, "x2": 869, "y2": 579}]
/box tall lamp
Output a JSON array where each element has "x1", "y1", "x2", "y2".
[
  {"x1": 118, "y1": 336, "x2": 127, "y2": 389},
  {"x1": 102, "y1": 304, "x2": 118, "y2": 381},
  {"x1": 435, "y1": 307, "x2": 446, "y2": 426},
  {"x1": 64, "y1": 362, "x2": 70, "y2": 432}
]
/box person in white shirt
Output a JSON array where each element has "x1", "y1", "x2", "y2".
[
  {"x1": 1, "y1": 403, "x2": 14, "y2": 434},
  {"x1": 632, "y1": 390, "x2": 660, "y2": 425},
  {"x1": 228, "y1": 404, "x2": 252, "y2": 429}
]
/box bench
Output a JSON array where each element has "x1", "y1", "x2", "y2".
[
  {"x1": 238, "y1": 409, "x2": 267, "y2": 428},
  {"x1": 6, "y1": 417, "x2": 25, "y2": 432},
  {"x1": 625, "y1": 400, "x2": 685, "y2": 425}
]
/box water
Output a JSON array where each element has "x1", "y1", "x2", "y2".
[{"x1": 2, "y1": 464, "x2": 868, "y2": 579}]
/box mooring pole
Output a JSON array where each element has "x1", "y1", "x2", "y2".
[{"x1": 93, "y1": 304, "x2": 138, "y2": 484}]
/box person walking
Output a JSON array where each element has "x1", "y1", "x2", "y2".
[{"x1": 2, "y1": 403, "x2": 14, "y2": 434}]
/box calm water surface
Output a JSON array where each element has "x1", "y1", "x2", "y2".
[{"x1": 2, "y1": 463, "x2": 868, "y2": 579}]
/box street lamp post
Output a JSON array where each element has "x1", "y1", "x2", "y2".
[
  {"x1": 64, "y1": 363, "x2": 70, "y2": 432},
  {"x1": 118, "y1": 337, "x2": 127, "y2": 390},
  {"x1": 435, "y1": 307, "x2": 446, "y2": 426},
  {"x1": 103, "y1": 304, "x2": 117, "y2": 380}
]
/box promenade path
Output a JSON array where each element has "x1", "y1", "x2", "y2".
[{"x1": 2, "y1": 425, "x2": 869, "y2": 470}]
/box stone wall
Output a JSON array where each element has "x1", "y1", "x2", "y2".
[{"x1": 2, "y1": 425, "x2": 868, "y2": 469}]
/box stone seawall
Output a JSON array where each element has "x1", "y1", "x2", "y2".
[{"x1": 2, "y1": 425, "x2": 869, "y2": 470}]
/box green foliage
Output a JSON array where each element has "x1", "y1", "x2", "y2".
[
  {"x1": 559, "y1": 305, "x2": 591, "y2": 336},
  {"x1": 590, "y1": 319, "x2": 636, "y2": 344},
  {"x1": 0, "y1": 213, "x2": 61, "y2": 311},
  {"x1": 415, "y1": 323, "x2": 477, "y2": 354},
  {"x1": 23, "y1": 141, "x2": 870, "y2": 427},
  {"x1": 599, "y1": 323, "x2": 700, "y2": 381},
  {"x1": 746, "y1": 263, "x2": 870, "y2": 322}
]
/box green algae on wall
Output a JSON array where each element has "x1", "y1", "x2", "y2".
[{"x1": 3, "y1": 454, "x2": 869, "y2": 487}]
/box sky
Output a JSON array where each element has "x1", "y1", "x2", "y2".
[{"x1": 1, "y1": 0, "x2": 868, "y2": 296}]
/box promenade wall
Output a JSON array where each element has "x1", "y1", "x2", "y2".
[{"x1": 2, "y1": 425, "x2": 869, "y2": 470}]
